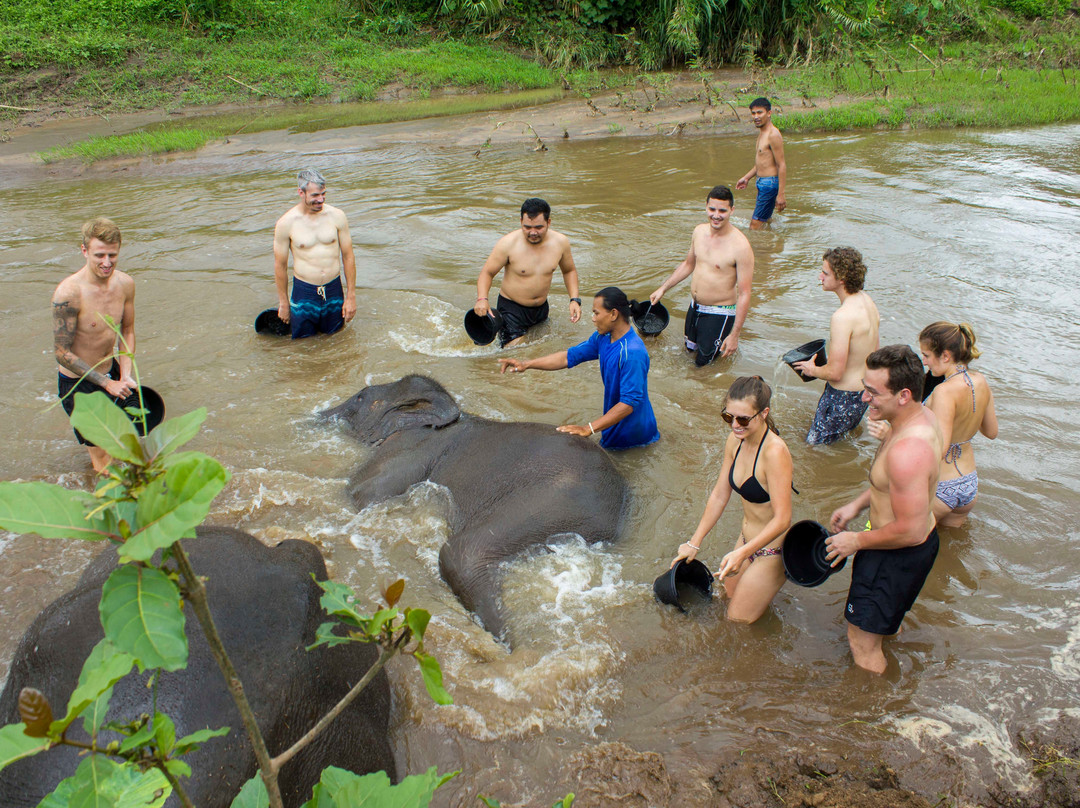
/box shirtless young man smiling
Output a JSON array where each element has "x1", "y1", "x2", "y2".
[
  {"x1": 736, "y1": 97, "x2": 787, "y2": 230},
  {"x1": 826, "y1": 345, "x2": 943, "y2": 675},
  {"x1": 52, "y1": 217, "x2": 137, "y2": 473},
  {"x1": 474, "y1": 198, "x2": 581, "y2": 348},
  {"x1": 274, "y1": 169, "x2": 357, "y2": 339},
  {"x1": 794, "y1": 247, "x2": 880, "y2": 445},
  {"x1": 649, "y1": 185, "x2": 755, "y2": 366}
]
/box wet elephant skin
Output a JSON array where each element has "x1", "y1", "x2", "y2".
[{"x1": 322, "y1": 375, "x2": 630, "y2": 645}]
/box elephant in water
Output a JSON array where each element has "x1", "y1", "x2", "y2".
[
  {"x1": 0, "y1": 527, "x2": 394, "y2": 807},
  {"x1": 321, "y1": 375, "x2": 630, "y2": 645}
]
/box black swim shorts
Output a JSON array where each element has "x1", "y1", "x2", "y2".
[
  {"x1": 496, "y1": 294, "x2": 549, "y2": 347},
  {"x1": 58, "y1": 359, "x2": 121, "y2": 446},
  {"x1": 684, "y1": 301, "x2": 736, "y2": 366},
  {"x1": 845, "y1": 528, "x2": 939, "y2": 636}
]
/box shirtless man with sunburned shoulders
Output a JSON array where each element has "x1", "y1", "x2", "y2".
[
  {"x1": 736, "y1": 97, "x2": 787, "y2": 230},
  {"x1": 52, "y1": 217, "x2": 137, "y2": 473},
  {"x1": 826, "y1": 345, "x2": 943, "y2": 675},
  {"x1": 649, "y1": 185, "x2": 754, "y2": 366},
  {"x1": 274, "y1": 169, "x2": 357, "y2": 339},
  {"x1": 474, "y1": 197, "x2": 581, "y2": 348},
  {"x1": 794, "y1": 247, "x2": 880, "y2": 445}
]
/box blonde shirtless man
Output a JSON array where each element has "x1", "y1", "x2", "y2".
[
  {"x1": 474, "y1": 198, "x2": 581, "y2": 348},
  {"x1": 826, "y1": 346, "x2": 943, "y2": 675},
  {"x1": 52, "y1": 218, "x2": 137, "y2": 473},
  {"x1": 736, "y1": 98, "x2": 787, "y2": 230},
  {"x1": 793, "y1": 247, "x2": 880, "y2": 444},
  {"x1": 274, "y1": 169, "x2": 357, "y2": 339},
  {"x1": 649, "y1": 185, "x2": 754, "y2": 366}
]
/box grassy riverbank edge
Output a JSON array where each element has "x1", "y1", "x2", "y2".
[{"x1": 11, "y1": 19, "x2": 1080, "y2": 165}]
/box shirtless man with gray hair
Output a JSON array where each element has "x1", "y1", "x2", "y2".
[{"x1": 274, "y1": 169, "x2": 357, "y2": 339}]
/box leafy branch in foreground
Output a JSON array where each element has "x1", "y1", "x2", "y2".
[{"x1": 0, "y1": 390, "x2": 453, "y2": 807}]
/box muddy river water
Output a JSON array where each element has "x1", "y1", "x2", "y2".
[{"x1": 1, "y1": 113, "x2": 1079, "y2": 805}]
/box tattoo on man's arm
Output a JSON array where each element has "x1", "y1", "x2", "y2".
[{"x1": 53, "y1": 300, "x2": 108, "y2": 386}]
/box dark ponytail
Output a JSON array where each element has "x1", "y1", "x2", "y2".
[
  {"x1": 724, "y1": 375, "x2": 779, "y2": 434},
  {"x1": 595, "y1": 287, "x2": 632, "y2": 322}
]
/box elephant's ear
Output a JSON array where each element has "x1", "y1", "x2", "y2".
[{"x1": 374, "y1": 384, "x2": 460, "y2": 440}]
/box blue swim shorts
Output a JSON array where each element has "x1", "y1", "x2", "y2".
[
  {"x1": 290, "y1": 276, "x2": 344, "y2": 339},
  {"x1": 752, "y1": 176, "x2": 780, "y2": 223}
]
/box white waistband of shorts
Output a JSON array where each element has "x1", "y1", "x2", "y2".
[{"x1": 693, "y1": 301, "x2": 736, "y2": 315}]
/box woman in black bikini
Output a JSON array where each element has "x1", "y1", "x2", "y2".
[{"x1": 672, "y1": 376, "x2": 794, "y2": 622}]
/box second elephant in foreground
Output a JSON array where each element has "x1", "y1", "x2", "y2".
[{"x1": 322, "y1": 375, "x2": 630, "y2": 644}]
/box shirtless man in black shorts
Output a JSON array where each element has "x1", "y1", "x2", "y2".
[
  {"x1": 52, "y1": 218, "x2": 137, "y2": 473},
  {"x1": 649, "y1": 185, "x2": 754, "y2": 366},
  {"x1": 825, "y1": 345, "x2": 943, "y2": 674},
  {"x1": 474, "y1": 198, "x2": 581, "y2": 347}
]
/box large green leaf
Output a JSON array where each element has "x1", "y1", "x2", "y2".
[
  {"x1": 109, "y1": 766, "x2": 171, "y2": 808},
  {"x1": 230, "y1": 775, "x2": 270, "y2": 808},
  {"x1": 415, "y1": 652, "x2": 452, "y2": 706},
  {"x1": 58, "y1": 755, "x2": 120, "y2": 808},
  {"x1": 315, "y1": 577, "x2": 370, "y2": 629},
  {"x1": 100, "y1": 566, "x2": 187, "y2": 671},
  {"x1": 40, "y1": 756, "x2": 171, "y2": 808},
  {"x1": 301, "y1": 766, "x2": 458, "y2": 808},
  {"x1": 0, "y1": 481, "x2": 114, "y2": 542},
  {"x1": 70, "y1": 392, "x2": 144, "y2": 466},
  {"x1": 144, "y1": 408, "x2": 207, "y2": 462},
  {"x1": 124, "y1": 452, "x2": 229, "y2": 561},
  {"x1": 57, "y1": 639, "x2": 137, "y2": 737},
  {"x1": 0, "y1": 723, "x2": 50, "y2": 772}
]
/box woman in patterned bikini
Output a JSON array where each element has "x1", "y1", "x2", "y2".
[
  {"x1": 671, "y1": 376, "x2": 794, "y2": 622},
  {"x1": 919, "y1": 322, "x2": 999, "y2": 528}
]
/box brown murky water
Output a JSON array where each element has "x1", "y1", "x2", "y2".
[{"x1": 2, "y1": 115, "x2": 1079, "y2": 805}]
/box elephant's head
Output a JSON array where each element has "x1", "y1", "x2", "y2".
[{"x1": 320, "y1": 375, "x2": 461, "y2": 444}]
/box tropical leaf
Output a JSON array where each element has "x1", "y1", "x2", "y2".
[
  {"x1": 405, "y1": 608, "x2": 431, "y2": 643},
  {"x1": 382, "y1": 578, "x2": 404, "y2": 608},
  {"x1": 40, "y1": 756, "x2": 171, "y2": 808},
  {"x1": 99, "y1": 566, "x2": 187, "y2": 671},
  {"x1": 0, "y1": 722, "x2": 50, "y2": 772},
  {"x1": 230, "y1": 775, "x2": 270, "y2": 808},
  {"x1": 52, "y1": 640, "x2": 136, "y2": 736},
  {"x1": 144, "y1": 408, "x2": 207, "y2": 462},
  {"x1": 174, "y1": 724, "x2": 229, "y2": 754},
  {"x1": 0, "y1": 481, "x2": 114, "y2": 541},
  {"x1": 315, "y1": 577, "x2": 370, "y2": 629},
  {"x1": 306, "y1": 621, "x2": 354, "y2": 651},
  {"x1": 366, "y1": 608, "x2": 399, "y2": 637},
  {"x1": 70, "y1": 392, "x2": 144, "y2": 466},
  {"x1": 415, "y1": 651, "x2": 452, "y2": 705},
  {"x1": 301, "y1": 766, "x2": 458, "y2": 808},
  {"x1": 124, "y1": 452, "x2": 229, "y2": 561},
  {"x1": 152, "y1": 711, "x2": 176, "y2": 755}
]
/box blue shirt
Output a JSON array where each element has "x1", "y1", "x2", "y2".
[{"x1": 566, "y1": 329, "x2": 660, "y2": 450}]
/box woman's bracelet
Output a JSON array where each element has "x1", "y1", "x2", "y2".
[
  {"x1": 477, "y1": 296, "x2": 488, "y2": 301},
  {"x1": 588, "y1": 422, "x2": 595, "y2": 434},
  {"x1": 680, "y1": 542, "x2": 700, "y2": 552}
]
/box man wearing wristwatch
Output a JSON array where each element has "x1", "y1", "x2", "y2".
[{"x1": 474, "y1": 198, "x2": 581, "y2": 347}]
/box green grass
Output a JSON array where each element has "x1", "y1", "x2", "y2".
[
  {"x1": 772, "y1": 41, "x2": 1080, "y2": 132},
  {"x1": 39, "y1": 87, "x2": 567, "y2": 162}
]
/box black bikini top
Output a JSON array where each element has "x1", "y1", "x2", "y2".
[{"x1": 729, "y1": 432, "x2": 771, "y2": 504}]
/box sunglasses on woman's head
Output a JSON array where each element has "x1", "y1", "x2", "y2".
[{"x1": 721, "y1": 408, "x2": 763, "y2": 427}]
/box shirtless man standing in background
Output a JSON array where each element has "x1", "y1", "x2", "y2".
[
  {"x1": 794, "y1": 247, "x2": 880, "y2": 445},
  {"x1": 475, "y1": 198, "x2": 581, "y2": 348},
  {"x1": 274, "y1": 169, "x2": 357, "y2": 339},
  {"x1": 52, "y1": 217, "x2": 137, "y2": 472},
  {"x1": 649, "y1": 185, "x2": 755, "y2": 365},
  {"x1": 736, "y1": 97, "x2": 787, "y2": 230}
]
